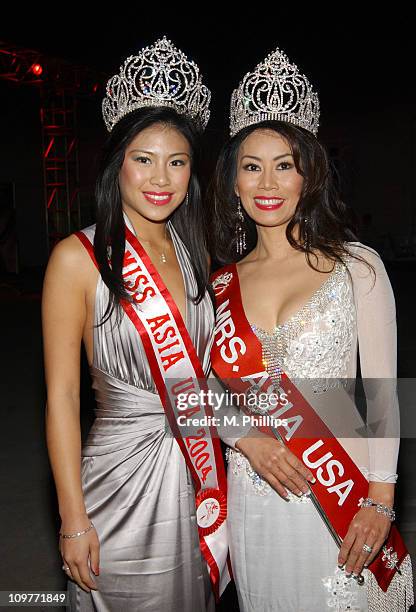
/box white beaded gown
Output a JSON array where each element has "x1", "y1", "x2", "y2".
[{"x1": 220, "y1": 243, "x2": 413, "y2": 612}]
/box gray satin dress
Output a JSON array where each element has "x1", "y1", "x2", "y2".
[{"x1": 68, "y1": 213, "x2": 215, "y2": 612}]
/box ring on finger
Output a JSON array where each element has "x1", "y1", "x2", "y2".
[{"x1": 362, "y1": 544, "x2": 373, "y2": 554}]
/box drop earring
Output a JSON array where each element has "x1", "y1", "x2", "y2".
[
  {"x1": 236, "y1": 197, "x2": 247, "y2": 255},
  {"x1": 303, "y1": 216, "x2": 311, "y2": 248}
]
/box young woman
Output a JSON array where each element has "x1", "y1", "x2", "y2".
[
  {"x1": 209, "y1": 46, "x2": 414, "y2": 611},
  {"x1": 42, "y1": 37, "x2": 228, "y2": 611}
]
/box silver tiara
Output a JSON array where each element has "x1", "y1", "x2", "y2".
[
  {"x1": 102, "y1": 36, "x2": 211, "y2": 132},
  {"x1": 230, "y1": 46, "x2": 320, "y2": 137}
]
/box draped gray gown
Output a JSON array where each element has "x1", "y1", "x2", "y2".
[{"x1": 68, "y1": 213, "x2": 215, "y2": 611}]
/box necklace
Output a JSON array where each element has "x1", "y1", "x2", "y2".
[{"x1": 137, "y1": 225, "x2": 169, "y2": 264}]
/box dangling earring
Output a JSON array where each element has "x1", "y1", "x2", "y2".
[
  {"x1": 184, "y1": 192, "x2": 189, "y2": 207},
  {"x1": 236, "y1": 197, "x2": 247, "y2": 255},
  {"x1": 303, "y1": 216, "x2": 311, "y2": 248}
]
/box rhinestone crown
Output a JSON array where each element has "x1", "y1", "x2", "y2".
[
  {"x1": 102, "y1": 36, "x2": 211, "y2": 132},
  {"x1": 230, "y1": 46, "x2": 320, "y2": 137}
]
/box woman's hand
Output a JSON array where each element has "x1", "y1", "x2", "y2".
[
  {"x1": 59, "y1": 516, "x2": 100, "y2": 592},
  {"x1": 236, "y1": 433, "x2": 315, "y2": 499},
  {"x1": 337, "y1": 507, "x2": 391, "y2": 577},
  {"x1": 338, "y1": 482, "x2": 395, "y2": 577}
]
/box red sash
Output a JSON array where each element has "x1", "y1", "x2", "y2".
[
  {"x1": 210, "y1": 263, "x2": 409, "y2": 592},
  {"x1": 76, "y1": 224, "x2": 230, "y2": 599}
]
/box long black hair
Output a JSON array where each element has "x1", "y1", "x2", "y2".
[
  {"x1": 210, "y1": 120, "x2": 367, "y2": 271},
  {"x1": 93, "y1": 106, "x2": 211, "y2": 326}
]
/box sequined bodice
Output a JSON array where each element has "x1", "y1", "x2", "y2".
[
  {"x1": 251, "y1": 261, "x2": 356, "y2": 390},
  {"x1": 227, "y1": 258, "x2": 358, "y2": 500}
]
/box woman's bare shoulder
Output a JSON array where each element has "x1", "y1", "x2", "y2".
[{"x1": 44, "y1": 233, "x2": 98, "y2": 290}]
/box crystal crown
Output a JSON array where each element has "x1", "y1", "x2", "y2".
[
  {"x1": 230, "y1": 46, "x2": 320, "y2": 137},
  {"x1": 102, "y1": 36, "x2": 211, "y2": 132}
]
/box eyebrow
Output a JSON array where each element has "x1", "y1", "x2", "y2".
[
  {"x1": 130, "y1": 149, "x2": 190, "y2": 157},
  {"x1": 241, "y1": 153, "x2": 293, "y2": 161}
]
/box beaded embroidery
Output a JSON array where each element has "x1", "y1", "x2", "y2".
[
  {"x1": 322, "y1": 567, "x2": 362, "y2": 611},
  {"x1": 226, "y1": 447, "x2": 271, "y2": 496},
  {"x1": 251, "y1": 261, "x2": 355, "y2": 394},
  {"x1": 229, "y1": 259, "x2": 357, "y2": 497}
]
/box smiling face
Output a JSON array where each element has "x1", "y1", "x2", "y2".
[
  {"x1": 235, "y1": 128, "x2": 304, "y2": 228},
  {"x1": 118, "y1": 122, "x2": 191, "y2": 223}
]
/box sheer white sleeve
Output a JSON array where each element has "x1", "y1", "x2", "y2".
[{"x1": 349, "y1": 243, "x2": 400, "y2": 483}]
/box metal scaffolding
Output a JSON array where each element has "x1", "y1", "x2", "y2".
[
  {"x1": 40, "y1": 88, "x2": 80, "y2": 249},
  {"x1": 0, "y1": 40, "x2": 101, "y2": 253}
]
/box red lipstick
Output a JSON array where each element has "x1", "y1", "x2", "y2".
[
  {"x1": 253, "y1": 196, "x2": 285, "y2": 211},
  {"x1": 143, "y1": 192, "x2": 174, "y2": 206}
]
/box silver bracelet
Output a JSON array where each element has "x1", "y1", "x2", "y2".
[
  {"x1": 361, "y1": 498, "x2": 395, "y2": 522},
  {"x1": 59, "y1": 521, "x2": 94, "y2": 539}
]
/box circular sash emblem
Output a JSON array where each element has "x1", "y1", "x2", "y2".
[{"x1": 196, "y1": 488, "x2": 227, "y2": 536}]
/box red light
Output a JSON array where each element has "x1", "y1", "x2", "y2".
[
  {"x1": 92, "y1": 83, "x2": 99, "y2": 93},
  {"x1": 31, "y1": 63, "x2": 43, "y2": 76}
]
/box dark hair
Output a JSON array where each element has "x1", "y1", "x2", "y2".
[
  {"x1": 93, "y1": 106, "x2": 211, "y2": 326},
  {"x1": 209, "y1": 120, "x2": 365, "y2": 271}
]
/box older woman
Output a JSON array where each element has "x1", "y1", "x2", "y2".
[{"x1": 209, "y1": 45, "x2": 413, "y2": 611}]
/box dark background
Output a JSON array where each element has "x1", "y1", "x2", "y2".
[
  {"x1": 0, "y1": 11, "x2": 415, "y2": 611},
  {"x1": 2, "y1": 13, "x2": 416, "y2": 268}
]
